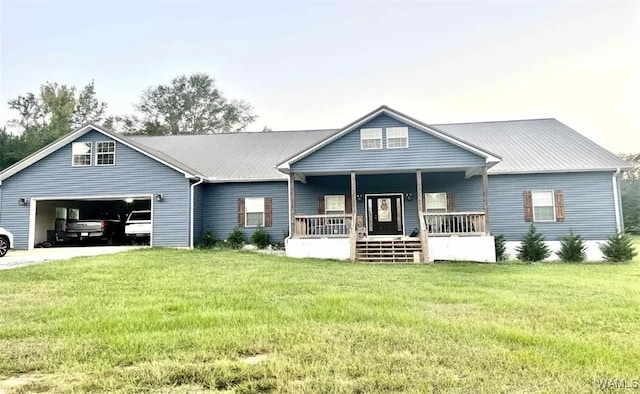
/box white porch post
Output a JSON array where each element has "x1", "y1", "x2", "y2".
[
  {"x1": 416, "y1": 169, "x2": 429, "y2": 263},
  {"x1": 482, "y1": 166, "x2": 490, "y2": 235},
  {"x1": 350, "y1": 171, "x2": 357, "y2": 262},
  {"x1": 289, "y1": 172, "x2": 296, "y2": 238}
]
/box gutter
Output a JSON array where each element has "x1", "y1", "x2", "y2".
[
  {"x1": 189, "y1": 177, "x2": 205, "y2": 248},
  {"x1": 612, "y1": 168, "x2": 622, "y2": 233}
]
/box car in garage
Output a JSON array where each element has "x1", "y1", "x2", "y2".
[
  {"x1": 64, "y1": 213, "x2": 124, "y2": 245},
  {"x1": 0, "y1": 227, "x2": 14, "y2": 257},
  {"x1": 124, "y1": 210, "x2": 152, "y2": 244}
]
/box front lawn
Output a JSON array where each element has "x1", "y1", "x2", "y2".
[{"x1": 1, "y1": 243, "x2": 639, "y2": 393}]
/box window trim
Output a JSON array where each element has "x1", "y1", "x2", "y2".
[
  {"x1": 424, "y1": 192, "x2": 448, "y2": 213},
  {"x1": 531, "y1": 190, "x2": 556, "y2": 222},
  {"x1": 386, "y1": 126, "x2": 409, "y2": 149},
  {"x1": 360, "y1": 128, "x2": 383, "y2": 150},
  {"x1": 95, "y1": 141, "x2": 116, "y2": 166},
  {"x1": 245, "y1": 197, "x2": 265, "y2": 228},
  {"x1": 325, "y1": 195, "x2": 346, "y2": 215},
  {"x1": 71, "y1": 142, "x2": 92, "y2": 167}
]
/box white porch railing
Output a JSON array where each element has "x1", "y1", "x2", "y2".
[
  {"x1": 424, "y1": 212, "x2": 487, "y2": 236},
  {"x1": 294, "y1": 214, "x2": 353, "y2": 238}
]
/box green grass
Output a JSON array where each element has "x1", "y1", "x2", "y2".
[{"x1": 0, "y1": 238, "x2": 639, "y2": 393}]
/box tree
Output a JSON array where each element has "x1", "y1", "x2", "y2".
[
  {"x1": 620, "y1": 153, "x2": 640, "y2": 234},
  {"x1": 134, "y1": 73, "x2": 256, "y2": 135},
  {"x1": 2, "y1": 81, "x2": 107, "y2": 170},
  {"x1": 515, "y1": 225, "x2": 551, "y2": 262}
]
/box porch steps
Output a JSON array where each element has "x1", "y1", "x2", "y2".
[{"x1": 356, "y1": 239, "x2": 422, "y2": 263}]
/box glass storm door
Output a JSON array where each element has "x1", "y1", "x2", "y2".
[{"x1": 366, "y1": 195, "x2": 403, "y2": 236}]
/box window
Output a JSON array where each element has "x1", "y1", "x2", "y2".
[
  {"x1": 425, "y1": 192, "x2": 447, "y2": 213},
  {"x1": 72, "y1": 142, "x2": 92, "y2": 166},
  {"x1": 96, "y1": 141, "x2": 115, "y2": 166},
  {"x1": 532, "y1": 190, "x2": 555, "y2": 221},
  {"x1": 360, "y1": 128, "x2": 382, "y2": 150},
  {"x1": 245, "y1": 197, "x2": 265, "y2": 227},
  {"x1": 325, "y1": 195, "x2": 346, "y2": 215},
  {"x1": 386, "y1": 127, "x2": 409, "y2": 149}
]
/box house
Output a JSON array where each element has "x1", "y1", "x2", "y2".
[{"x1": 0, "y1": 106, "x2": 630, "y2": 262}]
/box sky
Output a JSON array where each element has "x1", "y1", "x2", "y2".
[{"x1": 1, "y1": 0, "x2": 638, "y2": 154}]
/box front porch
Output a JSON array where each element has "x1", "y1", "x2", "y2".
[{"x1": 285, "y1": 169, "x2": 496, "y2": 263}]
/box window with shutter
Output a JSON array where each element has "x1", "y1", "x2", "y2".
[
  {"x1": 245, "y1": 197, "x2": 265, "y2": 227},
  {"x1": 424, "y1": 192, "x2": 447, "y2": 213},
  {"x1": 325, "y1": 195, "x2": 345, "y2": 215},
  {"x1": 531, "y1": 190, "x2": 555, "y2": 222}
]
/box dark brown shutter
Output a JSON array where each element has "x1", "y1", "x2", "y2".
[
  {"x1": 238, "y1": 198, "x2": 245, "y2": 227},
  {"x1": 264, "y1": 197, "x2": 273, "y2": 227},
  {"x1": 345, "y1": 195, "x2": 352, "y2": 214},
  {"x1": 554, "y1": 190, "x2": 565, "y2": 222},
  {"x1": 317, "y1": 196, "x2": 325, "y2": 214},
  {"x1": 446, "y1": 193, "x2": 455, "y2": 213},
  {"x1": 523, "y1": 190, "x2": 533, "y2": 222}
]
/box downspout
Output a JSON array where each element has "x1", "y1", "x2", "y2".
[
  {"x1": 190, "y1": 177, "x2": 205, "y2": 249},
  {"x1": 612, "y1": 168, "x2": 621, "y2": 233}
]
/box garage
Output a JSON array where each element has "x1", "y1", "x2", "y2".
[{"x1": 29, "y1": 196, "x2": 152, "y2": 247}]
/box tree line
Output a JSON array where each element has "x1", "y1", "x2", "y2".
[{"x1": 0, "y1": 73, "x2": 255, "y2": 169}]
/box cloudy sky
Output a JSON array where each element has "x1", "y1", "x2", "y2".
[{"x1": 1, "y1": 0, "x2": 638, "y2": 153}]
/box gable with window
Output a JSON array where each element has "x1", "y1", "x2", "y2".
[
  {"x1": 237, "y1": 197, "x2": 273, "y2": 227},
  {"x1": 360, "y1": 128, "x2": 382, "y2": 150},
  {"x1": 96, "y1": 141, "x2": 116, "y2": 166},
  {"x1": 523, "y1": 190, "x2": 564, "y2": 222},
  {"x1": 72, "y1": 142, "x2": 92, "y2": 166}
]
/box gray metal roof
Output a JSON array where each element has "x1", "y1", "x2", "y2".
[
  {"x1": 431, "y1": 118, "x2": 630, "y2": 174},
  {"x1": 129, "y1": 118, "x2": 630, "y2": 181},
  {"x1": 130, "y1": 129, "x2": 337, "y2": 181}
]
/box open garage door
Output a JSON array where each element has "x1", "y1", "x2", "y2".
[{"x1": 29, "y1": 196, "x2": 152, "y2": 248}]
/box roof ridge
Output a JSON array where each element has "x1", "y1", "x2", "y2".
[
  {"x1": 432, "y1": 118, "x2": 556, "y2": 126},
  {"x1": 129, "y1": 128, "x2": 340, "y2": 138}
]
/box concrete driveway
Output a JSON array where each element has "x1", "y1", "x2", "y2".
[{"x1": 0, "y1": 246, "x2": 143, "y2": 270}]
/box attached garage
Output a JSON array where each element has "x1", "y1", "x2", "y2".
[
  {"x1": 30, "y1": 196, "x2": 152, "y2": 247},
  {"x1": 0, "y1": 124, "x2": 199, "y2": 250}
]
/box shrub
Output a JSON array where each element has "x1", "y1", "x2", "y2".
[
  {"x1": 195, "y1": 229, "x2": 218, "y2": 249},
  {"x1": 599, "y1": 233, "x2": 638, "y2": 262},
  {"x1": 494, "y1": 234, "x2": 507, "y2": 261},
  {"x1": 516, "y1": 225, "x2": 551, "y2": 262},
  {"x1": 557, "y1": 231, "x2": 586, "y2": 262},
  {"x1": 226, "y1": 227, "x2": 245, "y2": 249},
  {"x1": 250, "y1": 227, "x2": 271, "y2": 249}
]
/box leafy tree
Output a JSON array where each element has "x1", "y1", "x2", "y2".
[
  {"x1": 515, "y1": 225, "x2": 551, "y2": 262},
  {"x1": 134, "y1": 73, "x2": 256, "y2": 135},
  {"x1": 620, "y1": 153, "x2": 640, "y2": 234}
]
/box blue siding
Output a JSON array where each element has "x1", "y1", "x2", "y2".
[
  {"x1": 193, "y1": 182, "x2": 204, "y2": 241},
  {"x1": 295, "y1": 172, "x2": 484, "y2": 235},
  {"x1": 291, "y1": 114, "x2": 485, "y2": 174},
  {"x1": 202, "y1": 182, "x2": 289, "y2": 243},
  {"x1": 0, "y1": 130, "x2": 191, "y2": 249},
  {"x1": 488, "y1": 172, "x2": 617, "y2": 241}
]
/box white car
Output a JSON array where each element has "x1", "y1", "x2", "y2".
[
  {"x1": 0, "y1": 227, "x2": 14, "y2": 257},
  {"x1": 125, "y1": 210, "x2": 151, "y2": 244}
]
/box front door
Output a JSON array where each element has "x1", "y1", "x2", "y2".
[{"x1": 366, "y1": 195, "x2": 404, "y2": 236}]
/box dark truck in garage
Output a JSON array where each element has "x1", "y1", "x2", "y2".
[{"x1": 64, "y1": 213, "x2": 124, "y2": 245}]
